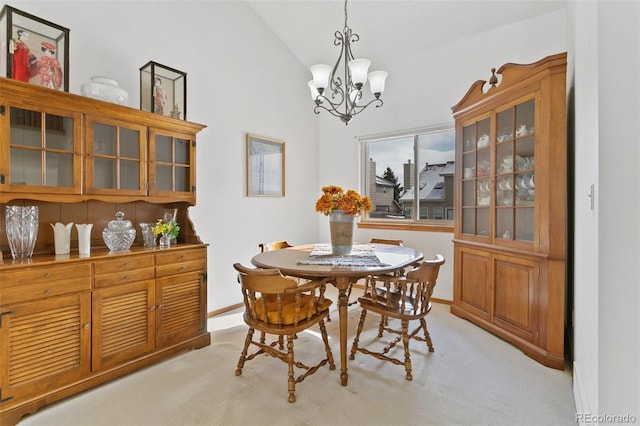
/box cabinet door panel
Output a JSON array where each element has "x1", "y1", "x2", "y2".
[
  {"x1": 156, "y1": 272, "x2": 206, "y2": 348},
  {"x1": 0, "y1": 293, "x2": 91, "y2": 403},
  {"x1": 493, "y1": 255, "x2": 539, "y2": 342},
  {"x1": 85, "y1": 116, "x2": 147, "y2": 196},
  {"x1": 1, "y1": 104, "x2": 82, "y2": 195},
  {"x1": 457, "y1": 248, "x2": 491, "y2": 320},
  {"x1": 148, "y1": 129, "x2": 195, "y2": 201},
  {"x1": 92, "y1": 281, "x2": 155, "y2": 371}
]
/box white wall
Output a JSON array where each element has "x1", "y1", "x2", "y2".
[
  {"x1": 570, "y1": 0, "x2": 600, "y2": 419},
  {"x1": 316, "y1": 9, "x2": 568, "y2": 300},
  {"x1": 594, "y1": 0, "x2": 640, "y2": 420},
  {"x1": 571, "y1": 1, "x2": 640, "y2": 423},
  {"x1": 15, "y1": 1, "x2": 320, "y2": 311}
]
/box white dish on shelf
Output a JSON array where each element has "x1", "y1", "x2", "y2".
[
  {"x1": 516, "y1": 124, "x2": 528, "y2": 137},
  {"x1": 525, "y1": 174, "x2": 535, "y2": 188},
  {"x1": 81, "y1": 76, "x2": 129, "y2": 106}
]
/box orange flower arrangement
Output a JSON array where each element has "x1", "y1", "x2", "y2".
[{"x1": 315, "y1": 185, "x2": 372, "y2": 216}]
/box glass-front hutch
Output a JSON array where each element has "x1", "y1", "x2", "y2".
[{"x1": 452, "y1": 53, "x2": 568, "y2": 370}]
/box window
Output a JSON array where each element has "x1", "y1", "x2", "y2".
[{"x1": 360, "y1": 124, "x2": 455, "y2": 228}]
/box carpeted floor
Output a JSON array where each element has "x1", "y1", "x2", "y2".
[{"x1": 19, "y1": 288, "x2": 577, "y2": 426}]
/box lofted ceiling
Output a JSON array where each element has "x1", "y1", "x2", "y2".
[{"x1": 247, "y1": 0, "x2": 567, "y2": 72}]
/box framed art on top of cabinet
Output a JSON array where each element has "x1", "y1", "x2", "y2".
[
  {"x1": 246, "y1": 134, "x2": 285, "y2": 197},
  {"x1": 0, "y1": 5, "x2": 69, "y2": 91}
]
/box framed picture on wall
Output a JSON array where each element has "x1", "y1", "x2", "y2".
[
  {"x1": 246, "y1": 134, "x2": 285, "y2": 197},
  {"x1": 0, "y1": 5, "x2": 70, "y2": 91}
]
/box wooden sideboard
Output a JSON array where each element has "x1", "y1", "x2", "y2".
[{"x1": 0, "y1": 245, "x2": 210, "y2": 425}]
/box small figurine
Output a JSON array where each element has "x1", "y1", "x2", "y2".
[
  {"x1": 170, "y1": 103, "x2": 181, "y2": 119},
  {"x1": 36, "y1": 41, "x2": 63, "y2": 89},
  {"x1": 153, "y1": 77, "x2": 167, "y2": 115},
  {"x1": 9, "y1": 29, "x2": 37, "y2": 82}
]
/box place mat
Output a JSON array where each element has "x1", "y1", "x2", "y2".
[{"x1": 297, "y1": 244, "x2": 389, "y2": 266}]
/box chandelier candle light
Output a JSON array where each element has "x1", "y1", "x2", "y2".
[{"x1": 308, "y1": 0, "x2": 388, "y2": 125}]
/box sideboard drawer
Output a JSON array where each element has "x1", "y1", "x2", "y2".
[
  {"x1": 155, "y1": 248, "x2": 206, "y2": 278},
  {"x1": 0, "y1": 264, "x2": 91, "y2": 305},
  {"x1": 94, "y1": 255, "x2": 155, "y2": 276},
  {"x1": 94, "y1": 255, "x2": 155, "y2": 288}
]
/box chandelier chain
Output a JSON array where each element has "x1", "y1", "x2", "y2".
[{"x1": 344, "y1": 0, "x2": 348, "y2": 31}]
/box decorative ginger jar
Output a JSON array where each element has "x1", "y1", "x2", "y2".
[{"x1": 102, "y1": 211, "x2": 136, "y2": 252}]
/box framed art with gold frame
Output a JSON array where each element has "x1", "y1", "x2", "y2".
[
  {"x1": 246, "y1": 134, "x2": 285, "y2": 197},
  {"x1": 0, "y1": 5, "x2": 69, "y2": 91}
]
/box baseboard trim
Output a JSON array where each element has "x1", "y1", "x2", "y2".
[
  {"x1": 208, "y1": 302, "x2": 243, "y2": 318},
  {"x1": 573, "y1": 361, "x2": 594, "y2": 426}
]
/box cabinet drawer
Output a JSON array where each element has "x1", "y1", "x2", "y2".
[
  {"x1": 155, "y1": 249, "x2": 206, "y2": 278},
  {"x1": 0, "y1": 264, "x2": 91, "y2": 305},
  {"x1": 94, "y1": 255, "x2": 155, "y2": 288},
  {"x1": 94, "y1": 255, "x2": 155, "y2": 276},
  {"x1": 94, "y1": 268, "x2": 155, "y2": 288}
]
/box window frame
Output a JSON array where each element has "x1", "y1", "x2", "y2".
[{"x1": 358, "y1": 123, "x2": 455, "y2": 233}]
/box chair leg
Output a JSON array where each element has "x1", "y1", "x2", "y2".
[
  {"x1": 278, "y1": 335, "x2": 285, "y2": 349},
  {"x1": 260, "y1": 331, "x2": 266, "y2": 344},
  {"x1": 401, "y1": 319, "x2": 413, "y2": 381},
  {"x1": 286, "y1": 335, "x2": 296, "y2": 403},
  {"x1": 318, "y1": 318, "x2": 336, "y2": 370},
  {"x1": 420, "y1": 318, "x2": 434, "y2": 352},
  {"x1": 236, "y1": 327, "x2": 254, "y2": 376},
  {"x1": 378, "y1": 315, "x2": 386, "y2": 337},
  {"x1": 350, "y1": 308, "x2": 367, "y2": 360}
]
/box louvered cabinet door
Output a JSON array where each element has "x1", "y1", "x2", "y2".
[
  {"x1": 155, "y1": 271, "x2": 206, "y2": 349},
  {"x1": 91, "y1": 281, "x2": 155, "y2": 371},
  {"x1": 0, "y1": 293, "x2": 91, "y2": 405}
]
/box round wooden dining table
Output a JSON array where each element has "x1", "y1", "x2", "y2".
[{"x1": 251, "y1": 243, "x2": 423, "y2": 386}]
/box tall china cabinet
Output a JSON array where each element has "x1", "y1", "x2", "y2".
[
  {"x1": 0, "y1": 77, "x2": 209, "y2": 425},
  {"x1": 451, "y1": 53, "x2": 567, "y2": 369}
]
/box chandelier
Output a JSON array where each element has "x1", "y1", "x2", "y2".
[{"x1": 307, "y1": 0, "x2": 388, "y2": 125}]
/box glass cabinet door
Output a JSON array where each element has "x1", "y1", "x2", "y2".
[
  {"x1": 460, "y1": 117, "x2": 491, "y2": 238},
  {"x1": 85, "y1": 116, "x2": 147, "y2": 196},
  {"x1": 495, "y1": 99, "x2": 535, "y2": 243},
  {"x1": 1, "y1": 105, "x2": 81, "y2": 194},
  {"x1": 148, "y1": 128, "x2": 195, "y2": 200}
]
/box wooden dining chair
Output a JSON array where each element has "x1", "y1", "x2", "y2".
[
  {"x1": 259, "y1": 240, "x2": 293, "y2": 252},
  {"x1": 233, "y1": 263, "x2": 335, "y2": 403},
  {"x1": 369, "y1": 238, "x2": 404, "y2": 247},
  {"x1": 346, "y1": 238, "x2": 405, "y2": 305},
  {"x1": 349, "y1": 254, "x2": 445, "y2": 380},
  {"x1": 258, "y1": 239, "x2": 329, "y2": 328}
]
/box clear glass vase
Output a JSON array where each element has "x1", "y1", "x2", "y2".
[
  {"x1": 139, "y1": 223, "x2": 157, "y2": 247},
  {"x1": 5, "y1": 206, "x2": 39, "y2": 259},
  {"x1": 159, "y1": 232, "x2": 172, "y2": 248}
]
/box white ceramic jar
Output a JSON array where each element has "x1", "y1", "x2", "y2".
[{"x1": 81, "y1": 76, "x2": 129, "y2": 106}]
